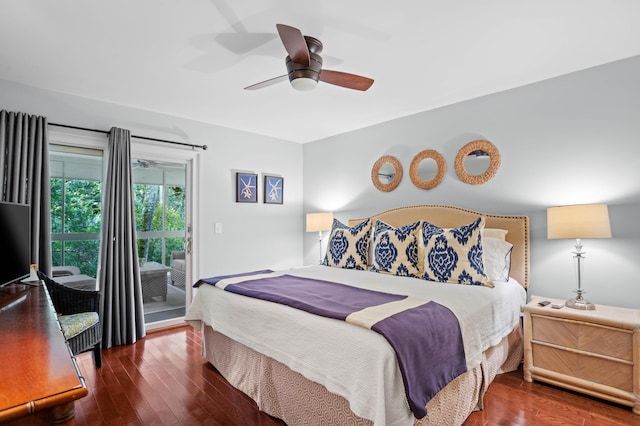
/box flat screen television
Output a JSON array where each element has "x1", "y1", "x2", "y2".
[{"x1": 0, "y1": 201, "x2": 31, "y2": 288}]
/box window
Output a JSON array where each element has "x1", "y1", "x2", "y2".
[
  {"x1": 133, "y1": 160, "x2": 186, "y2": 264},
  {"x1": 50, "y1": 145, "x2": 103, "y2": 277}
]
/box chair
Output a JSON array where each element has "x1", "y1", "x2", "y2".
[
  {"x1": 170, "y1": 251, "x2": 186, "y2": 288},
  {"x1": 37, "y1": 271, "x2": 102, "y2": 368},
  {"x1": 51, "y1": 265, "x2": 81, "y2": 277}
]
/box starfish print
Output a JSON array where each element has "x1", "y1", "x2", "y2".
[
  {"x1": 240, "y1": 177, "x2": 255, "y2": 199},
  {"x1": 267, "y1": 178, "x2": 281, "y2": 202}
]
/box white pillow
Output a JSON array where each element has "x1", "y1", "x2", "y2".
[
  {"x1": 483, "y1": 228, "x2": 508, "y2": 240},
  {"x1": 483, "y1": 237, "x2": 513, "y2": 282}
]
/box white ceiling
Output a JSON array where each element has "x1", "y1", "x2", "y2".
[{"x1": 1, "y1": 1, "x2": 639, "y2": 143}]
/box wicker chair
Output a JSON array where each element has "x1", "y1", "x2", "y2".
[
  {"x1": 38, "y1": 271, "x2": 102, "y2": 368},
  {"x1": 170, "y1": 251, "x2": 186, "y2": 288}
]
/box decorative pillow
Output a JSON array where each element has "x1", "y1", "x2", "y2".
[
  {"x1": 483, "y1": 237, "x2": 513, "y2": 282},
  {"x1": 484, "y1": 228, "x2": 508, "y2": 240},
  {"x1": 323, "y1": 218, "x2": 371, "y2": 270},
  {"x1": 420, "y1": 216, "x2": 491, "y2": 286},
  {"x1": 371, "y1": 220, "x2": 422, "y2": 278}
]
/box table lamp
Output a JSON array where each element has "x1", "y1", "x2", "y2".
[
  {"x1": 547, "y1": 203, "x2": 611, "y2": 310},
  {"x1": 306, "y1": 212, "x2": 333, "y2": 264}
]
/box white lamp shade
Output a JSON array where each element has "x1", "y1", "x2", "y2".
[
  {"x1": 306, "y1": 212, "x2": 333, "y2": 233},
  {"x1": 547, "y1": 203, "x2": 612, "y2": 240}
]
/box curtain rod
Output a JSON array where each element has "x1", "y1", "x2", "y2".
[{"x1": 49, "y1": 122, "x2": 208, "y2": 151}]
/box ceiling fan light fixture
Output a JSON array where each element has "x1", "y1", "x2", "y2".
[
  {"x1": 286, "y1": 53, "x2": 322, "y2": 91},
  {"x1": 291, "y1": 76, "x2": 319, "y2": 91}
]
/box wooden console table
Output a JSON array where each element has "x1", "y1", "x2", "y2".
[{"x1": 0, "y1": 281, "x2": 88, "y2": 424}]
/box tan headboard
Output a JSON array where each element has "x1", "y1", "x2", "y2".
[{"x1": 349, "y1": 204, "x2": 530, "y2": 288}]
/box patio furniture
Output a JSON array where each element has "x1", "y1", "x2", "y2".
[
  {"x1": 52, "y1": 265, "x2": 81, "y2": 277},
  {"x1": 170, "y1": 251, "x2": 186, "y2": 288},
  {"x1": 56, "y1": 274, "x2": 98, "y2": 290},
  {"x1": 140, "y1": 261, "x2": 170, "y2": 302}
]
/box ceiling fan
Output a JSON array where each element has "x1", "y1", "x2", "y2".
[
  {"x1": 133, "y1": 159, "x2": 184, "y2": 171},
  {"x1": 244, "y1": 24, "x2": 374, "y2": 92}
]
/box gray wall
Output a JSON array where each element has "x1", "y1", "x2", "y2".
[
  {"x1": 3, "y1": 55, "x2": 638, "y2": 310},
  {"x1": 303, "y1": 55, "x2": 640, "y2": 309},
  {"x1": 0, "y1": 79, "x2": 304, "y2": 282}
]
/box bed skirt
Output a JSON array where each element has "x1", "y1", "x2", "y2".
[{"x1": 200, "y1": 323, "x2": 523, "y2": 426}]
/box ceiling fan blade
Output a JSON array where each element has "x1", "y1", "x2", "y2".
[
  {"x1": 244, "y1": 75, "x2": 288, "y2": 90},
  {"x1": 319, "y1": 69, "x2": 374, "y2": 91},
  {"x1": 276, "y1": 24, "x2": 310, "y2": 66}
]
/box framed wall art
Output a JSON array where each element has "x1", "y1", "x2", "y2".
[
  {"x1": 264, "y1": 175, "x2": 284, "y2": 204},
  {"x1": 236, "y1": 172, "x2": 258, "y2": 203}
]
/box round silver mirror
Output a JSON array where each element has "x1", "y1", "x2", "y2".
[
  {"x1": 463, "y1": 150, "x2": 491, "y2": 176},
  {"x1": 378, "y1": 162, "x2": 397, "y2": 184}
]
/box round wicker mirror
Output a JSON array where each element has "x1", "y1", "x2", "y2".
[
  {"x1": 410, "y1": 149, "x2": 446, "y2": 190},
  {"x1": 371, "y1": 155, "x2": 403, "y2": 192},
  {"x1": 454, "y1": 140, "x2": 501, "y2": 185}
]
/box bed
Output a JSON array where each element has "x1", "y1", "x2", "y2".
[{"x1": 185, "y1": 204, "x2": 530, "y2": 425}]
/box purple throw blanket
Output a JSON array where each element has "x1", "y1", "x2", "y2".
[
  {"x1": 200, "y1": 273, "x2": 466, "y2": 418},
  {"x1": 225, "y1": 275, "x2": 407, "y2": 319},
  {"x1": 371, "y1": 301, "x2": 467, "y2": 416},
  {"x1": 194, "y1": 270, "x2": 273, "y2": 287}
]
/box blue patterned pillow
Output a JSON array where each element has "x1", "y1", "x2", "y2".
[
  {"x1": 420, "y1": 217, "x2": 491, "y2": 287},
  {"x1": 371, "y1": 220, "x2": 422, "y2": 277},
  {"x1": 323, "y1": 218, "x2": 371, "y2": 270}
]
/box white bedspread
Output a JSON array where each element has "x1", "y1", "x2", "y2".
[{"x1": 185, "y1": 265, "x2": 526, "y2": 426}]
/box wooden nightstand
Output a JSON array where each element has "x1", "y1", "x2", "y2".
[{"x1": 523, "y1": 296, "x2": 640, "y2": 415}]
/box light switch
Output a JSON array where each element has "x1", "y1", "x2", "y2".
[{"x1": 215, "y1": 222, "x2": 222, "y2": 233}]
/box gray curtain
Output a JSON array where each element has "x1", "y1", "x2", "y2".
[
  {"x1": 0, "y1": 110, "x2": 52, "y2": 276},
  {"x1": 99, "y1": 127, "x2": 145, "y2": 348}
]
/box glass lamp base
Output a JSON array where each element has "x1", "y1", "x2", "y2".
[{"x1": 565, "y1": 297, "x2": 596, "y2": 310}]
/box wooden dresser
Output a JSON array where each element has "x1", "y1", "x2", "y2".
[
  {"x1": 523, "y1": 296, "x2": 640, "y2": 415},
  {"x1": 0, "y1": 281, "x2": 88, "y2": 424}
]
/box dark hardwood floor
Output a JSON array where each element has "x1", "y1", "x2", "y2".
[{"x1": 74, "y1": 325, "x2": 639, "y2": 425}]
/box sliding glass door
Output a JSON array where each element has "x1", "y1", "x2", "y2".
[
  {"x1": 49, "y1": 127, "x2": 197, "y2": 330},
  {"x1": 132, "y1": 159, "x2": 187, "y2": 324}
]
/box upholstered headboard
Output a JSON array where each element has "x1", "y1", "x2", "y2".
[{"x1": 349, "y1": 204, "x2": 530, "y2": 288}]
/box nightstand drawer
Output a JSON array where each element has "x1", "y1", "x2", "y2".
[
  {"x1": 532, "y1": 314, "x2": 633, "y2": 361},
  {"x1": 532, "y1": 343, "x2": 633, "y2": 391}
]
